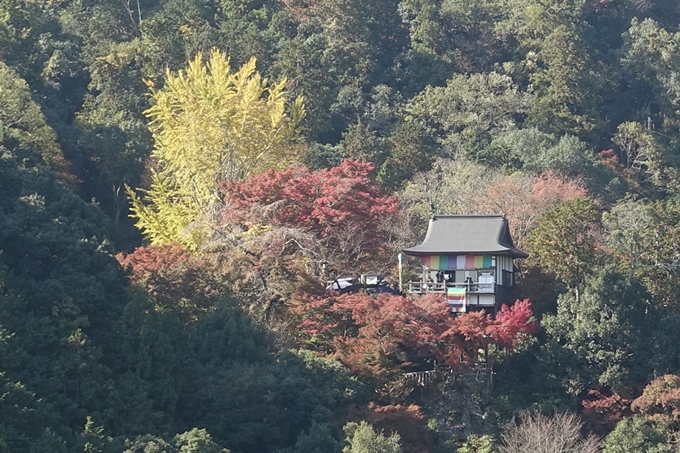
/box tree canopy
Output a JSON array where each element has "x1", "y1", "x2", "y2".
[
  {"x1": 128, "y1": 50, "x2": 305, "y2": 250},
  {"x1": 8, "y1": 0, "x2": 680, "y2": 450}
]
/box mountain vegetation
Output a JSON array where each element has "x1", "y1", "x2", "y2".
[{"x1": 3, "y1": 0, "x2": 680, "y2": 451}]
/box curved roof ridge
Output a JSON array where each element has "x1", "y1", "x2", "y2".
[{"x1": 403, "y1": 215, "x2": 528, "y2": 258}]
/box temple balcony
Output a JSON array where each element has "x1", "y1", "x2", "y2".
[{"x1": 408, "y1": 281, "x2": 495, "y2": 294}]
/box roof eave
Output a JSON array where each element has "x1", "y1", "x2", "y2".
[{"x1": 403, "y1": 248, "x2": 529, "y2": 258}]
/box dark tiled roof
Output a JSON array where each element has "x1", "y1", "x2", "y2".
[{"x1": 403, "y1": 215, "x2": 529, "y2": 258}]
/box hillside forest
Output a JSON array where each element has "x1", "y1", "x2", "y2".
[{"x1": 4, "y1": 0, "x2": 680, "y2": 451}]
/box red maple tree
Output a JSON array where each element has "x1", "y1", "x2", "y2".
[
  {"x1": 580, "y1": 385, "x2": 630, "y2": 434},
  {"x1": 219, "y1": 159, "x2": 403, "y2": 275},
  {"x1": 631, "y1": 374, "x2": 680, "y2": 421},
  {"x1": 288, "y1": 291, "x2": 538, "y2": 381},
  {"x1": 364, "y1": 404, "x2": 433, "y2": 453},
  {"x1": 117, "y1": 244, "x2": 225, "y2": 319},
  {"x1": 488, "y1": 299, "x2": 539, "y2": 349}
]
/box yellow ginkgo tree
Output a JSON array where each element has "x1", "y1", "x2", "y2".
[{"x1": 128, "y1": 49, "x2": 305, "y2": 250}]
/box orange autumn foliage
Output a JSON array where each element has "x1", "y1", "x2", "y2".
[
  {"x1": 364, "y1": 404, "x2": 433, "y2": 453},
  {"x1": 480, "y1": 171, "x2": 587, "y2": 250},
  {"x1": 288, "y1": 292, "x2": 538, "y2": 381}
]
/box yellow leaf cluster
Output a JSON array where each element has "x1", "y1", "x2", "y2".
[{"x1": 128, "y1": 49, "x2": 305, "y2": 251}]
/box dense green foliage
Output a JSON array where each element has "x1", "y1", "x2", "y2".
[
  {"x1": 6, "y1": 0, "x2": 680, "y2": 451},
  {"x1": 0, "y1": 137, "x2": 363, "y2": 451}
]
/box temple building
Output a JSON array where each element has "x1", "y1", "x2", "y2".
[{"x1": 402, "y1": 215, "x2": 528, "y2": 313}]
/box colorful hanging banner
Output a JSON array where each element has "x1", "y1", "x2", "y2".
[
  {"x1": 447, "y1": 287, "x2": 467, "y2": 313},
  {"x1": 463, "y1": 255, "x2": 473, "y2": 269},
  {"x1": 456, "y1": 255, "x2": 466, "y2": 269},
  {"x1": 483, "y1": 255, "x2": 493, "y2": 268},
  {"x1": 421, "y1": 255, "x2": 494, "y2": 270},
  {"x1": 474, "y1": 255, "x2": 484, "y2": 268}
]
